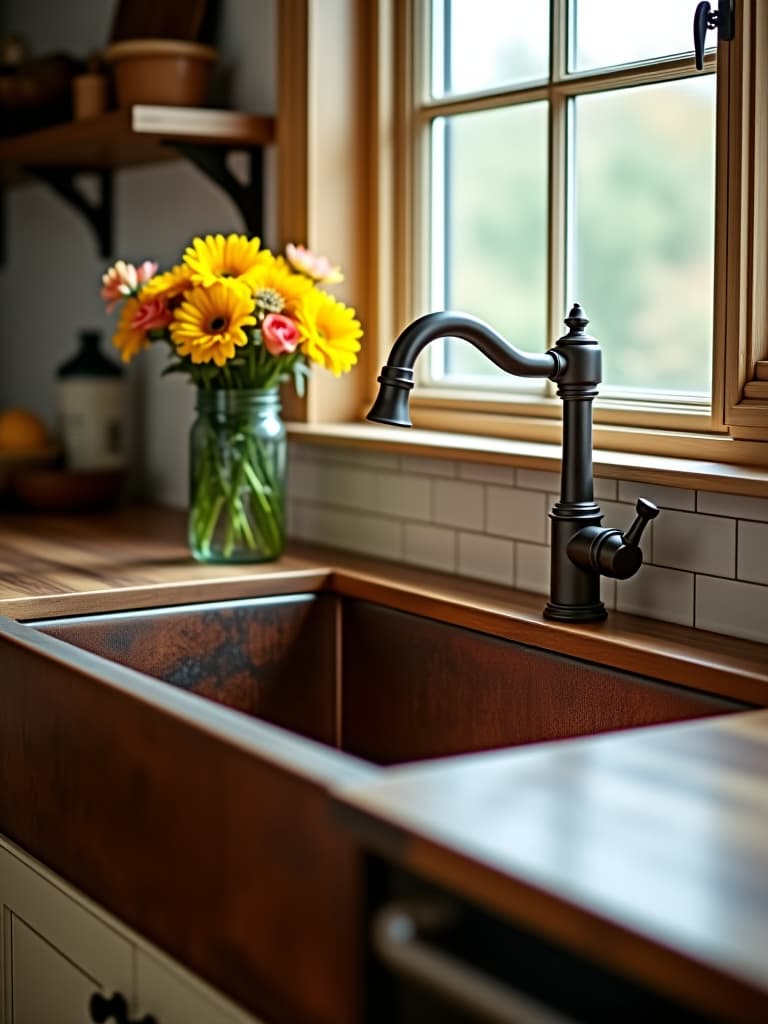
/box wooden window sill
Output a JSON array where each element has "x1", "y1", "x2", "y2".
[{"x1": 287, "y1": 422, "x2": 768, "y2": 498}]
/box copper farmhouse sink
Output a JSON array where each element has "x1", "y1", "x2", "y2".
[{"x1": 33, "y1": 592, "x2": 744, "y2": 765}]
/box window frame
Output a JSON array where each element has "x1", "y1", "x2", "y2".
[
  {"x1": 276, "y1": 0, "x2": 768, "y2": 465},
  {"x1": 387, "y1": 0, "x2": 768, "y2": 459}
]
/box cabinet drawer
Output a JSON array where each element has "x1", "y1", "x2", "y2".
[
  {"x1": 0, "y1": 841, "x2": 133, "y2": 999},
  {"x1": 366, "y1": 862, "x2": 724, "y2": 1023}
]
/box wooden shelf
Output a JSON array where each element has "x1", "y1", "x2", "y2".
[
  {"x1": 0, "y1": 105, "x2": 276, "y2": 180},
  {"x1": 0, "y1": 105, "x2": 277, "y2": 258}
]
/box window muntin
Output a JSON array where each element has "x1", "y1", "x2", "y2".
[{"x1": 419, "y1": 0, "x2": 718, "y2": 409}]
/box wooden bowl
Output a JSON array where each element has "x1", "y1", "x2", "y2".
[
  {"x1": 0, "y1": 447, "x2": 60, "y2": 497},
  {"x1": 11, "y1": 467, "x2": 125, "y2": 513},
  {"x1": 104, "y1": 39, "x2": 217, "y2": 107}
]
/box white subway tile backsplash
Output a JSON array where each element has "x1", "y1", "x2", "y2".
[
  {"x1": 291, "y1": 503, "x2": 402, "y2": 560},
  {"x1": 287, "y1": 458, "x2": 320, "y2": 501},
  {"x1": 737, "y1": 521, "x2": 768, "y2": 585},
  {"x1": 594, "y1": 477, "x2": 618, "y2": 501},
  {"x1": 652, "y1": 509, "x2": 736, "y2": 579},
  {"x1": 403, "y1": 522, "x2": 456, "y2": 573},
  {"x1": 320, "y1": 463, "x2": 378, "y2": 511},
  {"x1": 597, "y1": 499, "x2": 635, "y2": 524},
  {"x1": 459, "y1": 462, "x2": 516, "y2": 486},
  {"x1": 697, "y1": 491, "x2": 768, "y2": 523},
  {"x1": 402, "y1": 454, "x2": 458, "y2": 477},
  {"x1": 376, "y1": 472, "x2": 431, "y2": 521},
  {"x1": 515, "y1": 543, "x2": 550, "y2": 596},
  {"x1": 516, "y1": 468, "x2": 561, "y2": 492},
  {"x1": 458, "y1": 532, "x2": 515, "y2": 586},
  {"x1": 314, "y1": 447, "x2": 401, "y2": 471},
  {"x1": 486, "y1": 487, "x2": 547, "y2": 543},
  {"x1": 618, "y1": 481, "x2": 696, "y2": 511},
  {"x1": 287, "y1": 441, "x2": 768, "y2": 646},
  {"x1": 434, "y1": 479, "x2": 485, "y2": 530},
  {"x1": 288, "y1": 442, "x2": 314, "y2": 461},
  {"x1": 696, "y1": 576, "x2": 768, "y2": 644},
  {"x1": 616, "y1": 565, "x2": 694, "y2": 627},
  {"x1": 601, "y1": 579, "x2": 617, "y2": 611}
]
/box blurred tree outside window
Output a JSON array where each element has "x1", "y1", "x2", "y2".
[{"x1": 420, "y1": 0, "x2": 717, "y2": 406}]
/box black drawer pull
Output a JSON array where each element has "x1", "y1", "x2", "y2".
[
  {"x1": 372, "y1": 900, "x2": 577, "y2": 1024},
  {"x1": 89, "y1": 991, "x2": 157, "y2": 1024}
]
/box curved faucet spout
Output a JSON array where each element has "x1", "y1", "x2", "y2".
[
  {"x1": 385, "y1": 311, "x2": 559, "y2": 379},
  {"x1": 367, "y1": 311, "x2": 561, "y2": 428}
]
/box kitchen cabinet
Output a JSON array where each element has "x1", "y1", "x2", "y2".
[
  {"x1": 0, "y1": 837, "x2": 262, "y2": 1024},
  {"x1": 363, "y1": 862, "x2": 719, "y2": 1023}
]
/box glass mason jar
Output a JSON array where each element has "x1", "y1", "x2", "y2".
[{"x1": 188, "y1": 388, "x2": 286, "y2": 563}]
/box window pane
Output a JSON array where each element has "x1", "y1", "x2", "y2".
[
  {"x1": 429, "y1": 103, "x2": 548, "y2": 383},
  {"x1": 571, "y1": 77, "x2": 715, "y2": 396},
  {"x1": 432, "y1": 0, "x2": 549, "y2": 97},
  {"x1": 570, "y1": 0, "x2": 708, "y2": 72}
]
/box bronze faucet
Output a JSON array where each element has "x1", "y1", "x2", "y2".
[{"x1": 367, "y1": 304, "x2": 659, "y2": 622}]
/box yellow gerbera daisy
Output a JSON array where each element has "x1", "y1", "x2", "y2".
[
  {"x1": 139, "y1": 263, "x2": 193, "y2": 304},
  {"x1": 170, "y1": 281, "x2": 257, "y2": 367},
  {"x1": 113, "y1": 297, "x2": 150, "y2": 363},
  {"x1": 295, "y1": 288, "x2": 363, "y2": 376},
  {"x1": 249, "y1": 257, "x2": 313, "y2": 318},
  {"x1": 182, "y1": 233, "x2": 272, "y2": 290}
]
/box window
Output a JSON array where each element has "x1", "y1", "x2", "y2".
[{"x1": 383, "y1": 0, "x2": 768, "y2": 456}]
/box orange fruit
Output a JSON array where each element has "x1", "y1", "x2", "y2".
[{"x1": 0, "y1": 408, "x2": 50, "y2": 453}]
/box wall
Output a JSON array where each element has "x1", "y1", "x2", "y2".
[
  {"x1": 288, "y1": 443, "x2": 768, "y2": 645},
  {"x1": 0, "y1": 0, "x2": 276, "y2": 505}
]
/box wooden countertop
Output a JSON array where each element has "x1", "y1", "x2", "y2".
[
  {"x1": 1, "y1": 506, "x2": 768, "y2": 1018},
  {"x1": 336, "y1": 711, "x2": 768, "y2": 1021},
  {"x1": 0, "y1": 505, "x2": 766, "y2": 705}
]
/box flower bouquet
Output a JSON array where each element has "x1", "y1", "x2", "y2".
[{"x1": 101, "y1": 234, "x2": 363, "y2": 562}]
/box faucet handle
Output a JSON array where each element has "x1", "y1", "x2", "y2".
[
  {"x1": 568, "y1": 497, "x2": 660, "y2": 580},
  {"x1": 623, "y1": 497, "x2": 660, "y2": 548}
]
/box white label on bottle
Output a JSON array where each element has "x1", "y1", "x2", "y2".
[{"x1": 57, "y1": 379, "x2": 125, "y2": 470}]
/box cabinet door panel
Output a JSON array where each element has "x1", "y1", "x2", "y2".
[
  {"x1": 0, "y1": 844, "x2": 133, "y2": 996},
  {"x1": 12, "y1": 917, "x2": 96, "y2": 1024},
  {"x1": 136, "y1": 949, "x2": 263, "y2": 1024}
]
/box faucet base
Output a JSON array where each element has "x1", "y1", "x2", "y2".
[{"x1": 543, "y1": 600, "x2": 607, "y2": 623}]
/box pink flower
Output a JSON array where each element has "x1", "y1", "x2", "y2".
[
  {"x1": 262, "y1": 313, "x2": 300, "y2": 355},
  {"x1": 131, "y1": 296, "x2": 172, "y2": 332},
  {"x1": 101, "y1": 259, "x2": 158, "y2": 312},
  {"x1": 285, "y1": 243, "x2": 344, "y2": 284}
]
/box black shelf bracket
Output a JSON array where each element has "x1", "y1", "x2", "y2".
[
  {"x1": 0, "y1": 142, "x2": 267, "y2": 268},
  {"x1": 171, "y1": 144, "x2": 264, "y2": 240},
  {"x1": 26, "y1": 167, "x2": 113, "y2": 259}
]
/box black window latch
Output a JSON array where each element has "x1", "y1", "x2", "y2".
[{"x1": 693, "y1": 1, "x2": 736, "y2": 70}]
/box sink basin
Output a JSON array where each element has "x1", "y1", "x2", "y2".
[
  {"x1": 34, "y1": 592, "x2": 745, "y2": 766},
  {"x1": 1, "y1": 591, "x2": 750, "y2": 1024}
]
